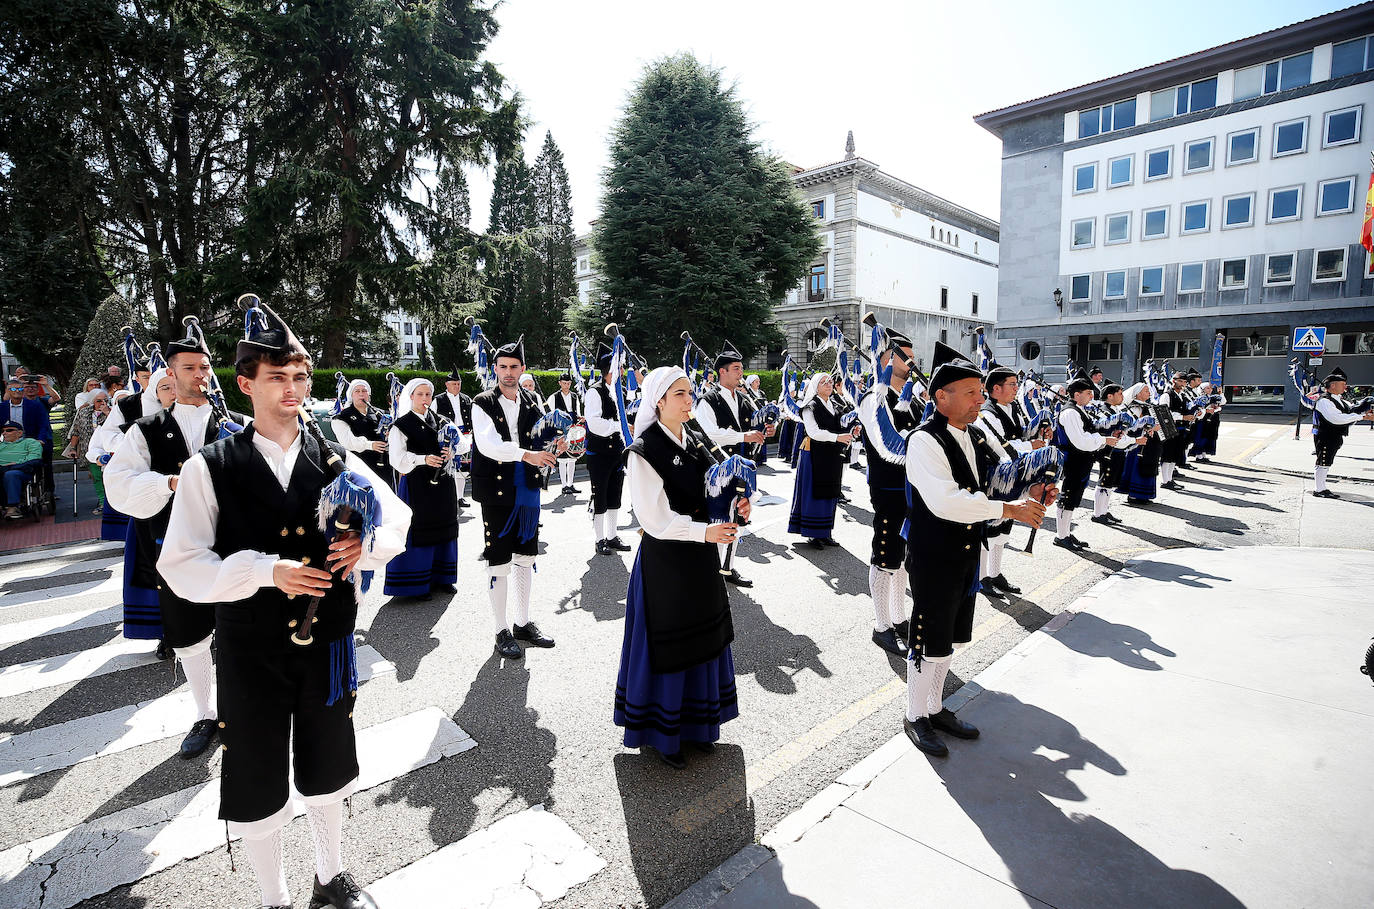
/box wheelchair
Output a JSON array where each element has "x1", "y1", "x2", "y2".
[{"x1": 5, "y1": 467, "x2": 43, "y2": 524}]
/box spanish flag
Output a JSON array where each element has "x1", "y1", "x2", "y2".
[{"x1": 1363, "y1": 173, "x2": 1374, "y2": 254}]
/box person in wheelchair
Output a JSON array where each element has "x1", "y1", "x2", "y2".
[{"x1": 0, "y1": 420, "x2": 43, "y2": 520}]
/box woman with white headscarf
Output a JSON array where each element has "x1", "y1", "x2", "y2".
[
  {"x1": 330, "y1": 378, "x2": 391, "y2": 484},
  {"x1": 787, "y1": 373, "x2": 856, "y2": 548},
  {"x1": 383, "y1": 377, "x2": 468, "y2": 598},
  {"x1": 1115, "y1": 382, "x2": 1162, "y2": 505},
  {"x1": 741, "y1": 374, "x2": 769, "y2": 466},
  {"x1": 613, "y1": 366, "x2": 748, "y2": 770},
  {"x1": 1189, "y1": 380, "x2": 1223, "y2": 461}
]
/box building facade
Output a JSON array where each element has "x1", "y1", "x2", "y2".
[
  {"x1": 572, "y1": 136, "x2": 1000, "y2": 371},
  {"x1": 382, "y1": 310, "x2": 431, "y2": 367},
  {"x1": 975, "y1": 4, "x2": 1374, "y2": 411}
]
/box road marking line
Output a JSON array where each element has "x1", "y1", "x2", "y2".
[
  {"x1": 0, "y1": 636, "x2": 160, "y2": 699},
  {"x1": 0, "y1": 605, "x2": 123, "y2": 648},
  {"x1": 0, "y1": 541, "x2": 122, "y2": 570}
]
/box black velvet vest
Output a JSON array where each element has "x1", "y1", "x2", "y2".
[
  {"x1": 117, "y1": 394, "x2": 144, "y2": 427},
  {"x1": 906, "y1": 413, "x2": 999, "y2": 568},
  {"x1": 392, "y1": 408, "x2": 458, "y2": 543},
  {"x1": 866, "y1": 387, "x2": 918, "y2": 491},
  {"x1": 700, "y1": 387, "x2": 750, "y2": 458},
  {"x1": 805, "y1": 398, "x2": 846, "y2": 500},
  {"x1": 336, "y1": 405, "x2": 388, "y2": 475},
  {"x1": 470, "y1": 388, "x2": 544, "y2": 502}
]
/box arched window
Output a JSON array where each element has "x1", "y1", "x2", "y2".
[
  {"x1": 939, "y1": 230, "x2": 945, "y2": 242},
  {"x1": 974, "y1": 241, "x2": 979, "y2": 254},
  {"x1": 955, "y1": 234, "x2": 960, "y2": 247},
  {"x1": 930, "y1": 225, "x2": 936, "y2": 238}
]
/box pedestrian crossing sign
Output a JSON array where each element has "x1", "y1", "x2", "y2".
[{"x1": 1292, "y1": 326, "x2": 1326, "y2": 352}]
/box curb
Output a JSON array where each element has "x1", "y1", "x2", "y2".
[{"x1": 662, "y1": 565, "x2": 1132, "y2": 909}]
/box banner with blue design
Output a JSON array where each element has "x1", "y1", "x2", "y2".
[{"x1": 1209, "y1": 331, "x2": 1225, "y2": 386}]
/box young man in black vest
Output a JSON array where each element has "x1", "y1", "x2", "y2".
[
  {"x1": 695, "y1": 342, "x2": 765, "y2": 588},
  {"x1": 902, "y1": 351, "x2": 1054, "y2": 757},
  {"x1": 547, "y1": 372, "x2": 583, "y2": 495},
  {"x1": 583, "y1": 344, "x2": 631, "y2": 554},
  {"x1": 471, "y1": 337, "x2": 561, "y2": 659},
  {"x1": 973, "y1": 366, "x2": 1046, "y2": 595},
  {"x1": 158, "y1": 303, "x2": 409, "y2": 909},
  {"x1": 433, "y1": 368, "x2": 473, "y2": 507},
  {"x1": 106, "y1": 325, "x2": 248, "y2": 759},
  {"x1": 1052, "y1": 377, "x2": 1116, "y2": 552},
  {"x1": 1313, "y1": 368, "x2": 1374, "y2": 498},
  {"x1": 857, "y1": 330, "x2": 918, "y2": 655},
  {"x1": 1161, "y1": 372, "x2": 1195, "y2": 490}
]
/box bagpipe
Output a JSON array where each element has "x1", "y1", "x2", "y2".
[
  {"x1": 567, "y1": 331, "x2": 594, "y2": 402},
  {"x1": 1285, "y1": 359, "x2": 1374, "y2": 414},
  {"x1": 121, "y1": 326, "x2": 161, "y2": 393},
  {"x1": 679, "y1": 331, "x2": 716, "y2": 398},
  {"x1": 1017, "y1": 373, "x2": 1064, "y2": 441},
  {"x1": 185, "y1": 313, "x2": 245, "y2": 440},
  {"x1": 681, "y1": 415, "x2": 759, "y2": 575},
  {"x1": 816, "y1": 317, "x2": 870, "y2": 415},
  {"x1": 682, "y1": 330, "x2": 777, "y2": 434},
  {"x1": 465, "y1": 317, "x2": 499, "y2": 391},
  {"x1": 603, "y1": 323, "x2": 647, "y2": 445}
]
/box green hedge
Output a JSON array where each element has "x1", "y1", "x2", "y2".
[{"x1": 214, "y1": 367, "x2": 785, "y2": 414}]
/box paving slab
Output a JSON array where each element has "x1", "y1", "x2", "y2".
[{"x1": 1251, "y1": 421, "x2": 1374, "y2": 483}]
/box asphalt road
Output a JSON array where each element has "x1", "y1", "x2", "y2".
[{"x1": 1, "y1": 412, "x2": 1369, "y2": 909}]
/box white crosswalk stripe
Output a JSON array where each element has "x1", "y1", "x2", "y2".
[
  {"x1": 0, "y1": 604, "x2": 123, "y2": 648},
  {"x1": 0, "y1": 555, "x2": 122, "y2": 589},
  {"x1": 0, "y1": 636, "x2": 162, "y2": 699},
  {"x1": 0, "y1": 541, "x2": 122, "y2": 570}
]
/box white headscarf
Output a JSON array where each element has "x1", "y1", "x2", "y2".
[
  {"x1": 745, "y1": 374, "x2": 760, "y2": 390},
  {"x1": 141, "y1": 368, "x2": 172, "y2": 415},
  {"x1": 395, "y1": 377, "x2": 433, "y2": 419},
  {"x1": 1125, "y1": 381, "x2": 1149, "y2": 404},
  {"x1": 346, "y1": 378, "x2": 371, "y2": 411},
  {"x1": 798, "y1": 373, "x2": 829, "y2": 409},
  {"x1": 635, "y1": 366, "x2": 688, "y2": 438}
]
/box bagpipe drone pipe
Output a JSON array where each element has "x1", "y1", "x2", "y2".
[
  {"x1": 681, "y1": 414, "x2": 758, "y2": 574},
  {"x1": 183, "y1": 311, "x2": 245, "y2": 440}
]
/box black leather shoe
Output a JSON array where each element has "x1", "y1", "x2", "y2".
[
  {"x1": 872, "y1": 628, "x2": 905, "y2": 656},
  {"x1": 1052, "y1": 536, "x2": 1086, "y2": 552},
  {"x1": 595, "y1": 540, "x2": 612, "y2": 555},
  {"x1": 930, "y1": 708, "x2": 980, "y2": 739},
  {"x1": 1066, "y1": 534, "x2": 1089, "y2": 549},
  {"x1": 607, "y1": 536, "x2": 632, "y2": 552},
  {"x1": 1313, "y1": 489, "x2": 1340, "y2": 499},
  {"x1": 991, "y1": 575, "x2": 1021, "y2": 595},
  {"x1": 903, "y1": 717, "x2": 948, "y2": 757},
  {"x1": 1126, "y1": 497, "x2": 1151, "y2": 506},
  {"x1": 690, "y1": 740, "x2": 716, "y2": 753},
  {"x1": 1161, "y1": 481, "x2": 1183, "y2": 491},
  {"x1": 494, "y1": 629, "x2": 523, "y2": 659},
  {"x1": 808, "y1": 538, "x2": 826, "y2": 550},
  {"x1": 1103, "y1": 513, "x2": 1124, "y2": 525},
  {"x1": 1090, "y1": 514, "x2": 1113, "y2": 525},
  {"x1": 981, "y1": 582, "x2": 1005, "y2": 598},
  {"x1": 837, "y1": 494, "x2": 851, "y2": 503},
  {"x1": 894, "y1": 620, "x2": 910, "y2": 641},
  {"x1": 179, "y1": 719, "x2": 217, "y2": 759},
  {"x1": 513, "y1": 622, "x2": 555, "y2": 648},
  {"x1": 653, "y1": 747, "x2": 686, "y2": 770},
  {"x1": 155, "y1": 639, "x2": 173, "y2": 661},
  {"x1": 821, "y1": 537, "x2": 841, "y2": 547},
  {"x1": 725, "y1": 570, "x2": 753, "y2": 588},
  {"x1": 310, "y1": 870, "x2": 377, "y2": 909},
  {"x1": 457, "y1": 498, "x2": 470, "y2": 509}
]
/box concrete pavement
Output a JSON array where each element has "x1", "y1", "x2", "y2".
[
  {"x1": 670, "y1": 546, "x2": 1374, "y2": 909},
  {"x1": 1251, "y1": 415, "x2": 1374, "y2": 483}
]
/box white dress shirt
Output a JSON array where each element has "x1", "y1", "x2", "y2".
[
  {"x1": 158, "y1": 429, "x2": 410, "y2": 603},
  {"x1": 330, "y1": 407, "x2": 378, "y2": 455},
  {"x1": 694, "y1": 386, "x2": 746, "y2": 447},
  {"x1": 1058, "y1": 408, "x2": 1107, "y2": 453},
  {"x1": 443, "y1": 392, "x2": 468, "y2": 427},
  {"x1": 802, "y1": 396, "x2": 840, "y2": 441},
  {"x1": 1316, "y1": 397, "x2": 1363, "y2": 425},
  {"x1": 86, "y1": 415, "x2": 127, "y2": 465},
  {"x1": 471, "y1": 392, "x2": 529, "y2": 462},
  {"x1": 105, "y1": 403, "x2": 215, "y2": 519},
  {"x1": 627, "y1": 425, "x2": 710, "y2": 543},
  {"x1": 583, "y1": 385, "x2": 622, "y2": 439},
  {"x1": 906, "y1": 424, "x2": 1005, "y2": 524},
  {"x1": 388, "y1": 408, "x2": 470, "y2": 475}
]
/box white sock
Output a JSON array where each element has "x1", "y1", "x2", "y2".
[
  {"x1": 926, "y1": 657, "x2": 953, "y2": 716},
  {"x1": 887, "y1": 567, "x2": 909, "y2": 629},
  {"x1": 593, "y1": 511, "x2": 606, "y2": 541},
  {"x1": 176, "y1": 643, "x2": 216, "y2": 722},
  {"x1": 559, "y1": 459, "x2": 575, "y2": 486},
  {"x1": 1093, "y1": 487, "x2": 1111, "y2": 518},
  {"x1": 990, "y1": 540, "x2": 1004, "y2": 578},
  {"x1": 487, "y1": 570, "x2": 509, "y2": 634},
  {"x1": 869, "y1": 565, "x2": 893, "y2": 632},
  {"x1": 456, "y1": 472, "x2": 467, "y2": 501},
  {"x1": 905, "y1": 654, "x2": 950, "y2": 721},
  {"x1": 1160, "y1": 462, "x2": 1174, "y2": 484},
  {"x1": 511, "y1": 556, "x2": 535, "y2": 627},
  {"x1": 242, "y1": 827, "x2": 289, "y2": 907},
  {"x1": 1315, "y1": 466, "x2": 1329, "y2": 492},
  {"x1": 1056, "y1": 505, "x2": 1072, "y2": 540},
  {"x1": 606, "y1": 509, "x2": 619, "y2": 538},
  {"x1": 306, "y1": 799, "x2": 345, "y2": 886},
  {"x1": 979, "y1": 544, "x2": 994, "y2": 582}
]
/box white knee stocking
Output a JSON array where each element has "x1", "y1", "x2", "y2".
[
  {"x1": 306, "y1": 799, "x2": 345, "y2": 886},
  {"x1": 593, "y1": 511, "x2": 607, "y2": 541},
  {"x1": 559, "y1": 459, "x2": 575, "y2": 487},
  {"x1": 176, "y1": 639, "x2": 216, "y2": 722},
  {"x1": 1315, "y1": 466, "x2": 1329, "y2": 492},
  {"x1": 887, "y1": 567, "x2": 909, "y2": 629},
  {"x1": 1160, "y1": 462, "x2": 1174, "y2": 484},
  {"x1": 988, "y1": 540, "x2": 1004, "y2": 579},
  {"x1": 979, "y1": 543, "x2": 994, "y2": 582},
  {"x1": 511, "y1": 556, "x2": 535, "y2": 627},
  {"x1": 1093, "y1": 487, "x2": 1111, "y2": 517},
  {"x1": 1056, "y1": 505, "x2": 1072, "y2": 540},
  {"x1": 926, "y1": 657, "x2": 952, "y2": 716},
  {"x1": 487, "y1": 568, "x2": 509, "y2": 634},
  {"x1": 606, "y1": 509, "x2": 619, "y2": 538},
  {"x1": 905, "y1": 654, "x2": 951, "y2": 722},
  {"x1": 242, "y1": 827, "x2": 289, "y2": 907},
  {"x1": 869, "y1": 565, "x2": 893, "y2": 632},
  {"x1": 455, "y1": 472, "x2": 466, "y2": 501}
]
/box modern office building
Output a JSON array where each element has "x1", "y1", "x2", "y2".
[
  {"x1": 382, "y1": 310, "x2": 431, "y2": 366},
  {"x1": 975, "y1": 3, "x2": 1374, "y2": 409},
  {"x1": 573, "y1": 134, "x2": 1000, "y2": 370}
]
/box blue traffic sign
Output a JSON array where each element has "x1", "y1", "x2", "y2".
[{"x1": 1292, "y1": 326, "x2": 1326, "y2": 352}]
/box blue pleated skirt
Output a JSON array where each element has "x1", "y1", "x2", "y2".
[
  {"x1": 121, "y1": 522, "x2": 162, "y2": 640},
  {"x1": 614, "y1": 554, "x2": 739, "y2": 754},
  {"x1": 101, "y1": 498, "x2": 131, "y2": 542},
  {"x1": 787, "y1": 449, "x2": 838, "y2": 539},
  {"x1": 383, "y1": 539, "x2": 457, "y2": 596},
  {"x1": 1116, "y1": 448, "x2": 1157, "y2": 501}
]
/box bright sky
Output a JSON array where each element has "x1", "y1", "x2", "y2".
[{"x1": 463, "y1": 0, "x2": 1346, "y2": 235}]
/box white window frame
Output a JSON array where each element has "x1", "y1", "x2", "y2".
[
  {"x1": 1073, "y1": 162, "x2": 1097, "y2": 194},
  {"x1": 1070, "y1": 217, "x2": 1096, "y2": 250},
  {"x1": 1322, "y1": 106, "x2": 1363, "y2": 149},
  {"x1": 1312, "y1": 247, "x2": 1348, "y2": 284},
  {"x1": 1267, "y1": 185, "x2": 1303, "y2": 224},
  {"x1": 1221, "y1": 192, "x2": 1256, "y2": 229},
  {"x1": 1225, "y1": 127, "x2": 1260, "y2": 166},
  {"x1": 1069, "y1": 274, "x2": 1091, "y2": 302},
  {"x1": 1104, "y1": 270, "x2": 1128, "y2": 299},
  {"x1": 1272, "y1": 116, "x2": 1308, "y2": 158},
  {"x1": 1104, "y1": 211, "x2": 1131, "y2": 245},
  {"x1": 1182, "y1": 137, "x2": 1214, "y2": 174},
  {"x1": 1106, "y1": 154, "x2": 1133, "y2": 188},
  {"x1": 1141, "y1": 206, "x2": 1169, "y2": 240},
  {"x1": 1177, "y1": 261, "x2": 1205, "y2": 294},
  {"x1": 1181, "y1": 199, "x2": 1211, "y2": 235},
  {"x1": 1316, "y1": 176, "x2": 1358, "y2": 217},
  {"x1": 1264, "y1": 252, "x2": 1296, "y2": 287},
  {"x1": 1144, "y1": 146, "x2": 1172, "y2": 181},
  {"x1": 1220, "y1": 258, "x2": 1248, "y2": 290},
  {"x1": 1139, "y1": 266, "x2": 1165, "y2": 297}
]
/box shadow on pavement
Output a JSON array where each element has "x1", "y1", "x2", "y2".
[
  {"x1": 613, "y1": 745, "x2": 755, "y2": 908},
  {"x1": 727, "y1": 589, "x2": 832, "y2": 695},
  {"x1": 1124, "y1": 559, "x2": 1228, "y2": 588},
  {"x1": 363, "y1": 593, "x2": 448, "y2": 683},
  {"x1": 940, "y1": 692, "x2": 1243, "y2": 908},
  {"x1": 556, "y1": 550, "x2": 630, "y2": 623},
  {"x1": 1047, "y1": 613, "x2": 1176, "y2": 671}
]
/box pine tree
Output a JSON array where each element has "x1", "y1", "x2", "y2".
[
  {"x1": 66, "y1": 295, "x2": 150, "y2": 413},
  {"x1": 484, "y1": 153, "x2": 536, "y2": 347},
  {"x1": 594, "y1": 54, "x2": 821, "y2": 365},
  {"x1": 517, "y1": 131, "x2": 576, "y2": 366}
]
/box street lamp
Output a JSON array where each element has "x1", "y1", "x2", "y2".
[{"x1": 1053, "y1": 288, "x2": 1063, "y2": 311}]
